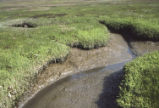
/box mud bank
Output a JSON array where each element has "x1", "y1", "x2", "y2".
[
  {"x1": 128, "y1": 40, "x2": 159, "y2": 56},
  {"x1": 19, "y1": 33, "x2": 159, "y2": 108},
  {"x1": 18, "y1": 33, "x2": 132, "y2": 107},
  {"x1": 22, "y1": 63, "x2": 127, "y2": 108}
]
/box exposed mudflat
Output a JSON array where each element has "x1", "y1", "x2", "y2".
[
  {"x1": 22, "y1": 63, "x2": 126, "y2": 108},
  {"x1": 19, "y1": 33, "x2": 159, "y2": 108},
  {"x1": 19, "y1": 33, "x2": 133, "y2": 108},
  {"x1": 129, "y1": 40, "x2": 159, "y2": 56}
]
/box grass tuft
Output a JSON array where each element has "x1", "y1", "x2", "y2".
[
  {"x1": 100, "y1": 17, "x2": 159, "y2": 40},
  {"x1": 117, "y1": 51, "x2": 159, "y2": 108}
]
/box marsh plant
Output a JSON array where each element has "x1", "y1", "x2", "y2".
[{"x1": 0, "y1": 0, "x2": 159, "y2": 107}]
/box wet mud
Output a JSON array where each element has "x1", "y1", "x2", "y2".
[
  {"x1": 129, "y1": 40, "x2": 159, "y2": 56},
  {"x1": 19, "y1": 33, "x2": 159, "y2": 108},
  {"x1": 22, "y1": 63, "x2": 126, "y2": 108}
]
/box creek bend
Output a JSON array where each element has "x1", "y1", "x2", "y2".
[{"x1": 19, "y1": 33, "x2": 159, "y2": 108}]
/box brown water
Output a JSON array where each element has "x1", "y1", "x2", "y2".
[
  {"x1": 22, "y1": 62, "x2": 128, "y2": 108},
  {"x1": 20, "y1": 33, "x2": 159, "y2": 108}
]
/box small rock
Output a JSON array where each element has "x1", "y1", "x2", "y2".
[
  {"x1": 39, "y1": 85, "x2": 44, "y2": 89},
  {"x1": 8, "y1": 93, "x2": 12, "y2": 98}
]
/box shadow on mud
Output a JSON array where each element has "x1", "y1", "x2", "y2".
[
  {"x1": 99, "y1": 20, "x2": 159, "y2": 56},
  {"x1": 96, "y1": 70, "x2": 122, "y2": 108},
  {"x1": 99, "y1": 20, "x2": 159, "y2": 47}
]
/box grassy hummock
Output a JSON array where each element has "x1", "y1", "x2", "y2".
[
  {"x1": 117, "y1": 51, "x2": 159, "y2": 108},
  {"x1": 100, "y1": 17, "x2": 159, "y2": 40},
  {"x1": 0, "y1": 17, "x2": 109, "y2": 107}
]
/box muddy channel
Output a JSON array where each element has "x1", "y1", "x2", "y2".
[{"x1": 19, "y1": 33, "x2": 159, "y2": 108}]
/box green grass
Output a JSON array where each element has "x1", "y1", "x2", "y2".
[
  {"x1": 100, "y1": 17, "x2": 159, "y2": 40},
  {"x1": 0, "y1": 27, "x2": 70, "y2": 107},
  {"x1": 0, "y1": 11, "x2": 109, "y2": 108},
  {"x1": 100, "y1": 16, "x2": 159, "y2": 108},
  {"x1": 95, "y1": 3, "x2": 159, "y2": 107},
  {"x1": 0, "y1": 0, "x2": 159, "y2": 107},
  {"x1": 117, "y1": 51, "x2": 159, "y2": 108}
]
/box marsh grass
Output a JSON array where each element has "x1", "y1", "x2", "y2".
[
  {"x1": 118, "y1": 51, "x2": 159, "y2": 108},
  {"x1": 0, "y1": 14, "x2": 109, "y2": 108},
  {"x1": 100, "y1": 17, "x2": 159, "y2": 108},
  {"x1": 0, "y1": 0, "x2": 159, "y2": 107},
  {"x1": 100, "y1": 17, "x2": 159, "y2": 40},
  {"x1": 0, "y1": 29, "x2": 70, "y2": 107}
]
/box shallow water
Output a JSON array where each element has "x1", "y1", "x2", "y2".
[
  {"x1": 22, "y1": 61, "x2": 130, "y2": 108},
  {"x1": 20, "y1": 33, "x2": 159, "y2": 108}
]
